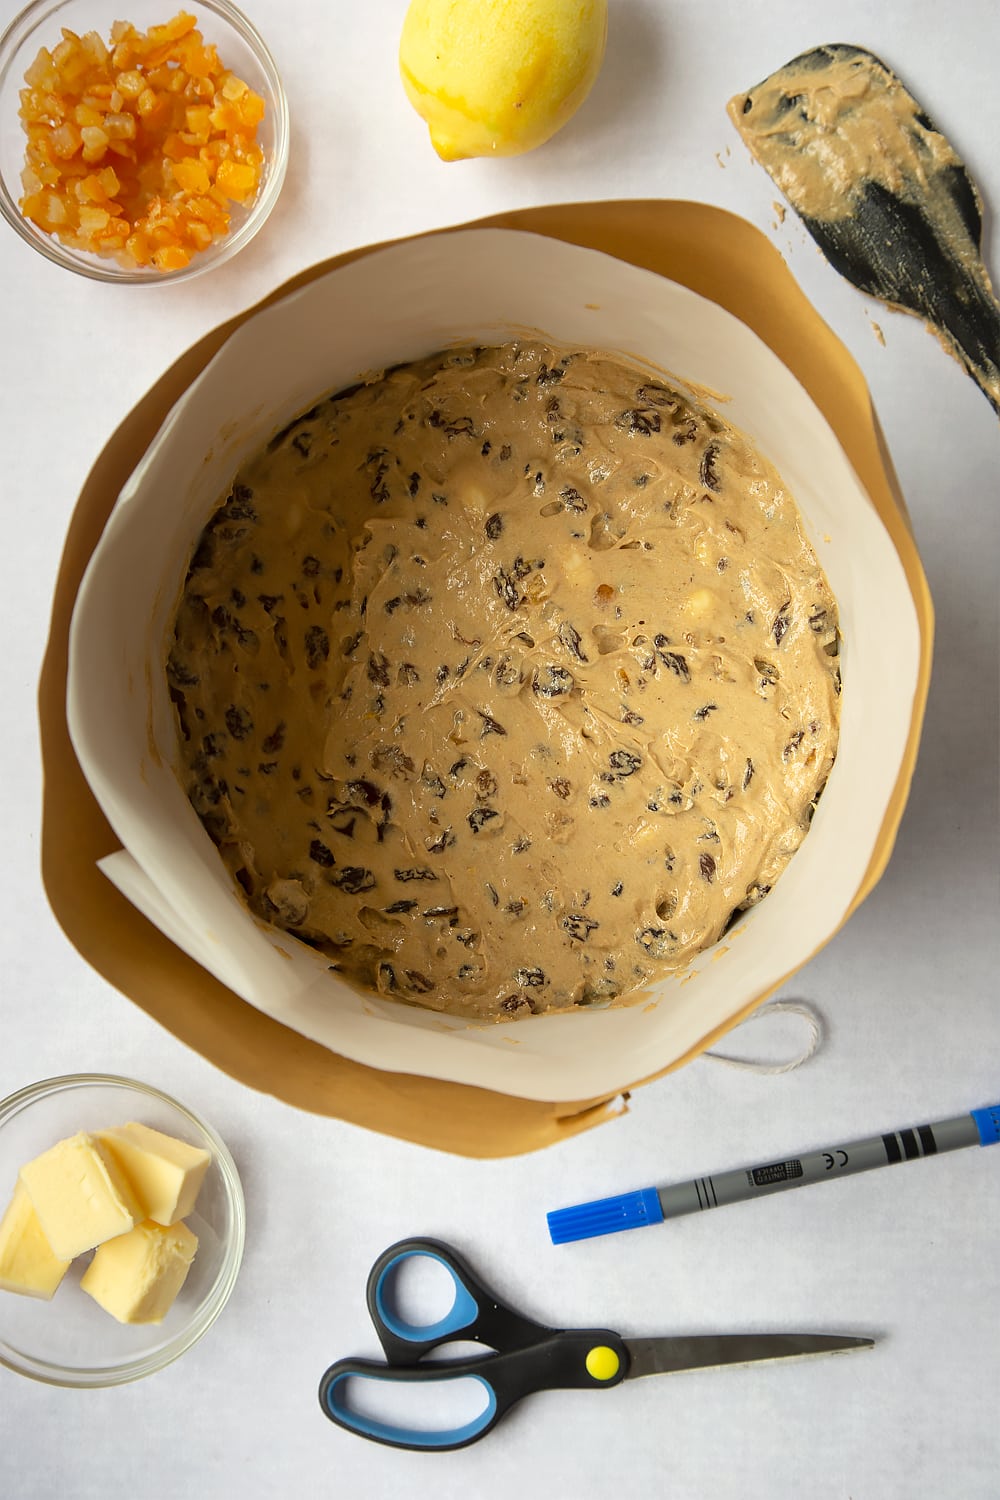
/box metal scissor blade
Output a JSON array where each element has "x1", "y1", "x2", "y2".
[{"x1": 624, "y1": 1333, "x2": 874, "y2": 1379}]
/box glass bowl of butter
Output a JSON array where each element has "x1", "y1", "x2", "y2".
[{"x1": 0, "y1": 1073, "x2": 245, "y2": 1385}]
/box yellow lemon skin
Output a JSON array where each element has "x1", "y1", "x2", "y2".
[{"x1": 399, "y1": 0, "x2": 609, "y2": 161}]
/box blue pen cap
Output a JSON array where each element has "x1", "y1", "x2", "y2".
[
  {"x1": 971, "y1": 1104, "x2": 1000, "y2": 1146},
  {"x1": 547, "y1": 1187, "x2": 664, "y2": 1245}
]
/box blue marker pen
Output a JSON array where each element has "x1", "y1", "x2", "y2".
[{"x1": 547, "y1": 1102, "x2": 1000, "y2": 1245}]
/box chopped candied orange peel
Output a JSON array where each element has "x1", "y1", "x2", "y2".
[{"x1": 18, "y1": 11, "x2": 266, "y2": 272}]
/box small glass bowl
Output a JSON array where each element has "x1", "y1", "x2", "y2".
[
  {"x1": 0, "y1": 0, "x2": 288, "y2": 283},
  {"x1": 0, "y1": 1074, "x2": 245, "y2": 1385}
]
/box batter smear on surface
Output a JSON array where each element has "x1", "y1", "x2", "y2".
[{"x1": 169, "y1": 342, "x2": 841, "y2": 1020}]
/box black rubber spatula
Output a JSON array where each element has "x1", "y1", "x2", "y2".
[{"x1": 728, "y1": 44, "x2": 1000, "y2": 415}]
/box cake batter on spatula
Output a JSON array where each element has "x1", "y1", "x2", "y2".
[{"x1": 728, "y1": 44, "x2": 1000, "y2": 415}]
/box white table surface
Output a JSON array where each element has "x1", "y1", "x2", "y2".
[{"x1": 1, "y1": 2, "x2": 998, "y2": 1495}]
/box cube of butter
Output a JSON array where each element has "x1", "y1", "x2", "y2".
[
  {"x1": 80, "y1": 1220, "x2": 198, "y2": 1325},
  {"x1": 18, "y1": 1132, "x2": 140, "y2": 1260},
  {"x1": 96, "y1": 1122, "x2": 211, "y2": 1227},
  {"x1": 0, "y1": 1180, "x2": 72, "y2": 1300}
]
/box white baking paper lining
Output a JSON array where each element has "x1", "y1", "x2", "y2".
[{"x1": 67, "y1": 228, "x2": 922, "y2": 1103}]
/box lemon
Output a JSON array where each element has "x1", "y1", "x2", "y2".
[{"x1": 399, "y1": 0, "x2": 608, "y2": 161}]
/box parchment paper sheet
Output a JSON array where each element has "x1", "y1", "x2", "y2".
[{"x1": 66, "y1": 229, "x2": 922, "y2": 1102}]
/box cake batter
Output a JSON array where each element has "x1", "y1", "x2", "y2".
[{"x1": 169, "y1": 342, "x2": 840, "y2": 1020}]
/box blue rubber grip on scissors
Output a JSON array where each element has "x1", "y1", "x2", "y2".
[
  {"x1": 320, "y1": 1361, "x2": 499, "y2": 1450},
  {"x1": 373, "y1": 1248, "x2": 480, "y2": 1346},
  {"x1": 364, "y1": 1237, "x2": 554, "y2": 1369}
]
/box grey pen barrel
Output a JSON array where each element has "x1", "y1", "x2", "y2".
[{"x1": 662, "y1": 1113, "x2": 981, "y2": 1219}]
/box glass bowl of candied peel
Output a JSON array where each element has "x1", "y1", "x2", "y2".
[{"x1": 0, "y1": 0, "x2": 288, "y2": 281}]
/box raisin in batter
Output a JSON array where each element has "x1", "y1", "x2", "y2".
[{"x1": 169, "y1": 342, "x2": 840, "y2": 1021}]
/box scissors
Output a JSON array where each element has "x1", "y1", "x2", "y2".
[{"x1": 318, "y1": 1237, "x2": 874, "y2": 1451}]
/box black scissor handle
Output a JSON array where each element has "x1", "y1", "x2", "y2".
[
  {"x1": 365, "y1": 1237, "x2": 554, "y2": 1366},
  {"x1": 318, "y1": 1328, "x2": 630, "y2": 1452},
  {"x1": 318, "y1": 1351, "x2": 506, "y2": 1451}
]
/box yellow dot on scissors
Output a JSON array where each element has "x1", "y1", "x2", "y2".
[{"x1": 586, "y1": 1345, "x2": 620, "y2": 1382}]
